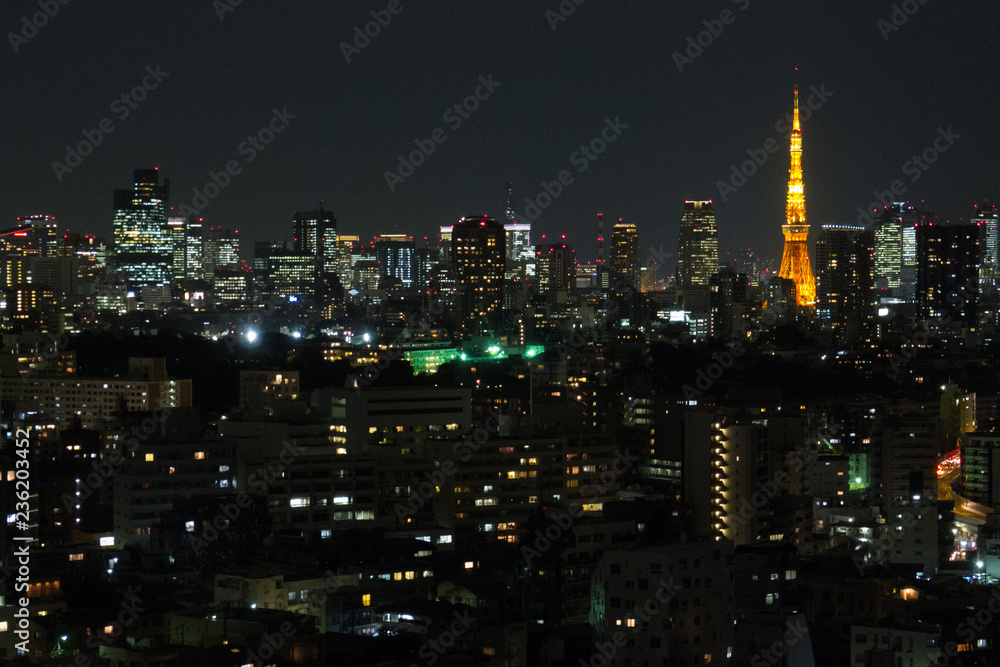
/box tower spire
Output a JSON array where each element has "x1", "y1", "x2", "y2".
[{"x1": 778, "y1": 74, "x2": 816, "y2": 308}]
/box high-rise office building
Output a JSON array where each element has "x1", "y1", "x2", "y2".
[
  {"x1": 293, "y1": 207, "x2": 337, "y2": 274},
  {"x1": 168, "y1": 215, "x2": 204, "y2": 282},
  {"x1": 610, "y1": 220, "x2": 640, "y2": 287},
  {"x1": 504, "y1": 222, "x2": 534, "y2": 281},
  {"x1": 451, "y1": 216, "x2": 505, "y2": 336},
  {"x1": 203, "y1": 227, "x2": 240, "y2": 277},
  {"x1": 916, "y1": 222, "x2": 980, "y2": 325},
  {"x1": 710, "y1": 265, "x2": 749, "y2": 339},
  {"x1": 777, "y1": 86, "x2": 816, "y2": 308},
  {"x1": 677, "y1": 201, "x2": 719, "y2": 313},
  {"x1": 373, "y1": 235, "x2": 415, "y2": 288},
  {"x1": 113, "y1": 168, "x2": 171, "y2": 285},
  {"x1": 536, "y1": 243, "x2": 576, "y2": 296},
  {"x1": 976, "y1": 203, "x2": 999, "y2": 288},
  {"x1": 816, "y1": 224, "x2": 875, "y2": 341},
  {"x1": 874, "y1": 207, "x2": 902, "y2": 297},
  {"x1": 8, "y1": 215, "x2": 60, "y2": 257}
]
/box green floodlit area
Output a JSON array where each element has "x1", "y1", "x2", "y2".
[{"x1": 403, "y1": 344, "x2": 545, "y2": 374}]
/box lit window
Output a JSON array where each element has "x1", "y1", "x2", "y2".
[
  {"x1": 194, "y1": 452, "x2": 205, "y2": 460},
  {"x1": 145, "y1": 453, "x2": 154, "y2": 462},
  {"x1": 362, "y1": 594, "x2": 371, "y2": 607}
]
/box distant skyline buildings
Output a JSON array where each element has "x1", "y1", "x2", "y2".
[
  {"x1": 610, "y1": 221, "x2": 640, "y2": 288},
  {"x1": 677, "y1": 200, "x2": 719, "y2": 313},
  {"x1": 113, "y1": 168, "x2": 171, "y2": 286},
  {"x1": 451, "y1": 215, "x2": 505, "y2": 336}
]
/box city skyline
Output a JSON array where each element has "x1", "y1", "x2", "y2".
[{"x1": 2, "y1": 3, "x2": 997, "y2": 264}]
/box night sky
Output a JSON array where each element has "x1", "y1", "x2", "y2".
[{"x1": 2, "y1": 1, "x2": 998, "y2": 269}]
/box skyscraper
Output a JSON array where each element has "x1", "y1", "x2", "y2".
[
  {"x1": 610, "y1": 220, "x2": 640, "y2": 287},
  {"x1": 874, "y1": 207, "x2": 902, "y2": 296},
  {"x1": 293, "y1": 207, "x2": 337, "y2": 274},
  {"x1": 203, "y1": 227, "x2": 240, "y2": 278},
  {"x1": 975, "y1": 203, "x2": 999, "y2": 287},
  {"x1": 9, "y1": 215, "x2": 60, "y2": 257},
  {"x1": 536, "y1": 243, "x2": 576, "y2": 296},
  {"x1": 452, "y1": 216, "x2": 505, "y2": 336},
  {"x1": 677, "y1": 200, "x2": 719, "y2": 313},
  {"x1": 777, "y1": 85, "x2": 816, "y2": 308},
  {"x1": 374, "y1": 234, "x2": 415, "y2": 288},
  {"x1": 916, "y1": 222, "x2": 980, "y2": 325},
  {"x1": 816, "y1": 224, "x2": 875, "y2": 340},
  {"x1": 113, "y1": 168, "x2": 171, "y2": 285},
  {"x1": 168, "y1": 215, "x2": 204, "y2": 282}
]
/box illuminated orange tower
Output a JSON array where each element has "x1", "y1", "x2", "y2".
[{"x1": 778, "y1": 83, "x2": 816, "y2": 308}]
